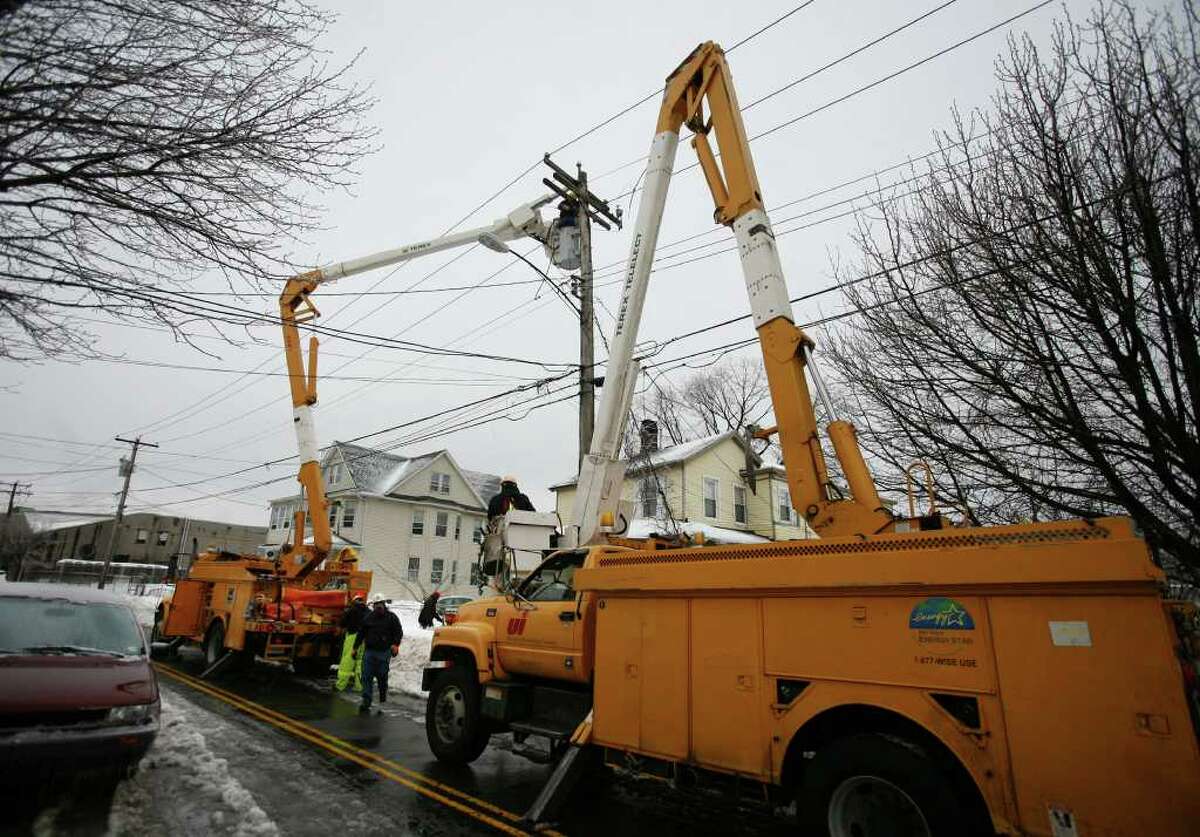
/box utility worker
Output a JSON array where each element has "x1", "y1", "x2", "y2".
[
  {"x1": 487, "y1": 475, "x2": 535, "y2": 518},
  {"x1": 418, "y1": 591, "x2": 443, "y2": 630},
  {"x1": 335, "y1": 594, "x2": 368, "y2": 691},
  {"x1": 353, "y1": 595, "x2": 402, "y2": 714}
]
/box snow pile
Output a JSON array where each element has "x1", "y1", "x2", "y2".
[
  {"x1": 118, "y1": 591, "x2": 163, "y2": 631},
  {"x1": 388, "y1": 600, "x2": 433, "y2": 699},
  {"x1": 107, "y1": 694, "x2": 279, "y2": 837}
]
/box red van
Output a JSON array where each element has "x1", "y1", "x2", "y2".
[{"x1": 0, "y1": 582, "x2": 160, "y2": 778}]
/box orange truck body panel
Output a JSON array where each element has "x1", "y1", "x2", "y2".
[{"x1": 567, "y1": 517, "x2": 1200, "y2": 835}]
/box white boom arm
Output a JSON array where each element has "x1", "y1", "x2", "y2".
[
  {"x1": 280, "y1": 194, "x2": 555, "y2": 577},
  {"x1": 566, "y1": 132, "x2": 679, "y2": 546},
  {"x1": 313, "y1": 196, "x2": 555, "y2": 287}
]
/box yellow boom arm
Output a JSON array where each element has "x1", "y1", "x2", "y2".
[{"x1": 589, "y1": 41, "x2": 893, "y2": 538}]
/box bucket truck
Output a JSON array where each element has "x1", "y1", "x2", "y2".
[
  {"x1": 424, "y1": 42, "x2": 1200, "y2": 836},
  {"x1": 153, "y1": 195, "x2": 573, "y2": 677}
]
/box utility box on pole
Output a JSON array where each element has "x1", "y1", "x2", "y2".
[{"x1": 541, "y1": 154, "x2": 622, "y2": 468}]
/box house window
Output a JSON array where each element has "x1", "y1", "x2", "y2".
[
  {"x1": 639, "y1": 478, "x2": 659, "y2": 518},
  {"x1": 734, "y1": 485, "x2": 747, "y2": 524},
  {"x1": 450, "y1": 561, "x2": 458, "y2": 584},
  {"x1": 135, "y1": 529, "x2": 148, "y2": 544},
  {"x1": 472, "y1": 525, "x2": 484, "y2": 544},
  {"x1": 411, "y1": 509, "x2": 424, "y2": 535},
  {"x1": 435, "y1": 512, "x2": 448, "y2": 537},
  {"x1": 282, "y1": 503, "x2": 292, "y2": 529},
  {"x1": 430, "y1": 472, "x2": 450, "y2": 494},
  {"x1": 341, "y1": 501, "x2": 356, "y2": 529},
  {"x1": 328, "y1": 500, "x2": 339, "y2": 528},
  {"x1": 702, "y1": 477, "x2": 719, "y2": 519},
  {"x1": 454, "y1": 515, "x2": 462, "y2": 540},
  {"x1": 156, "y1": 531, "x2": 169, "y2": 546},
  {"x1": 326, "y1": 463, "x2": 342, "y2": 486},
  {"x1": 270, "y1": 505, "x2": 281, "y2": 530},
  {"x1": 431, "y1": 559, "x2": 444, "y2": 585},
  {"x1": 777, "y1": 485, "x2": 793, "y2": 523},
  {"x1": 407, "y1": 556, "x2": 420, "y2": 582}
]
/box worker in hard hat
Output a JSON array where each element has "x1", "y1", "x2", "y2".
[
  {"x1": 487, "y1": 475, "x2": 535, "y2": 518},
  {"x1": 335, "y1": 594, "x2": 368, "y2": 691},
  {"x1": 352, "y1": 595, "x2": 402, "y2": 713}
]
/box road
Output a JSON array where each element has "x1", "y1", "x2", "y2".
[{"x1": 5, "y1": 648, "x2": 794, "y2": 836}]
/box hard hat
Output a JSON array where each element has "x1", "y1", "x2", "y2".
[
  {"x1": 502, "y1": 474, "x2": 518, "y2": 485},
  {"x1": 370, "y1": 594, "x2": 388, "y2": 606},
  {"x1": 352, "y1": 594, "x2": 364, "y2": 603}
]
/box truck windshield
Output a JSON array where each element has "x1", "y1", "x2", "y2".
[
  {"x1": 0, "y1": 596, "x2": 145, "y2": 657},
  {"x1": 522, "y1": 551, "x2": 586, "y2": 602}
]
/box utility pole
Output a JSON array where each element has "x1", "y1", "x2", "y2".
[
  {"x1": 542, "y1": 155, "x2": 622, "y2": 467},
  {"x1": 99, "y1": 436, "x2": 158, "y2": 589},
  {"x1": 1, "y1": 481, "x2": 31, "y2": 579}
]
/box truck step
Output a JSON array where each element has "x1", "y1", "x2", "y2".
[{"x1": 510, "y1": 718, "x2": 579, "y2": 742}]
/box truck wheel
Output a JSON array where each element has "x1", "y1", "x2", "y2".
[
  {"x1": 203, "y1": 621, "x2": 225, "y2": 668},
  {"x1": 797, "y1": 734, "x2": 976, "y2": 837},
  {"x1": 426, "y1": 667, "x2": 490, "y2": 764}
]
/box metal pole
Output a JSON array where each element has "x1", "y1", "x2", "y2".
[
  {"x1": 577, "y1": 164, "x2": 595, "y2": 469},
  {"x1": 99, "y1": 436, "x2": 157, "y2": 589}
]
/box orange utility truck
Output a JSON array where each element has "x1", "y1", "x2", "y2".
[{"x1": 423, "y1": 42, "x2": 1200, "y2": 836}]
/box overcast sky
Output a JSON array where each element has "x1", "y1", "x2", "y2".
[{"x1": 0, "y1": 0, "x2": 1167, "y2": 527}]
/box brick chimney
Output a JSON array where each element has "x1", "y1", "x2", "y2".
[{"x1": 639, "y1": 419, "x2": 659, "y2": 455}]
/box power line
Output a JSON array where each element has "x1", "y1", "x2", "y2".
[{"x1": 600, "y1": 0, "x2": 1055, "y2": 202}]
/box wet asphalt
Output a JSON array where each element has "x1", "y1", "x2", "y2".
[
  {"x1": 3, "y1": 646, "x2": 794, "y2": 836},
  {"x1": 159, "y1": 648, "x2": 795, "y2": 837}
]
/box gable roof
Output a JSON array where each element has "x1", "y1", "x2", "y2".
[
  {"x1": 549, "y1": 430, "x2": 761, "y2": 489},
  {"x1": 321, "y1": 442, "x2": 499, "y2": 509}
]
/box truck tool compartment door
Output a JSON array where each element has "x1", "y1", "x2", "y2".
[
  {"x1": 163, "y1": 579, "x2": 207, "y2": 636},
  {"x1": 494, "y1": 550, "x2": 587, "y2": 683}
]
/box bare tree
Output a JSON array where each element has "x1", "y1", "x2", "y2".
[
  {"x1": 641, "y1": 358, "x2": 776, "y2": 449},
  {"x1": 826, "y1": 2, "x2": 1200, "y2": 579},
  {"x1": 0, "y1": 1, "x2": 375, "y2": 360}
]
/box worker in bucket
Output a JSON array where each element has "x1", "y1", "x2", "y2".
[
  {"x1": 335, "y1": 594, "x2": 368, "y2": 691},
  {"x1": 352, "y1": 595, "x2": 402, "y2": 714},
  {"x1": 486, "y1": 475, "x2": 535, "y2": 518}
]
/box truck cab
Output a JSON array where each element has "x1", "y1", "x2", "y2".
[{"x1": 423, "y1": 545, "x2": 629, "y2": 762}]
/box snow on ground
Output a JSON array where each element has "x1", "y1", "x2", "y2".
[
  {"x1": 387, "y1": 600, "x2": 433, "y2": 699},
  {"x1": 106, "y1": 692, "x2": 280, "y2": 837}
]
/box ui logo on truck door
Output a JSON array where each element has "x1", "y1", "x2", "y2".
[
  {"x1": 909, "y1": 597, "x2": 978, "y2": 669},
  {"x1": 507, "y1": 614, "x2": 528, "y2": 636}
]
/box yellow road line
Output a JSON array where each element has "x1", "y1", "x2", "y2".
[
  {"x1": 155, "y1": 664, "x2": 558, "y2": 837},
  {"x1": 158, "y1": 664, "x2": 528, "y2": 826}
]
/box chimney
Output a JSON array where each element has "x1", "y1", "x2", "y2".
[{"x1": 639, "y1": 419, "x2": 659, "y2": 455}]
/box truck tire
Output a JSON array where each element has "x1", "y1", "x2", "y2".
[
  {"x1": 797, "y1": 733, "x2": 980, "y2": 837},
  {"x1": 425, "y1": 667, "x2": 490, "y2": 764},
  {"x1": 203, "y1": 621, "x2": 225, "y2": 668}
]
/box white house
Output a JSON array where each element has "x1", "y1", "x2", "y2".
[{"x1": 266, "y1": 442, "x2": 501, "y2": 601}]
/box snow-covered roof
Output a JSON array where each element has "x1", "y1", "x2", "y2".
[
  {"x1": 320, "y1": 442, "x2": 500, "y2": 509},
  {"x1": 463, "y1": 470, "x2": 501, "y2": 504},
  {"x1": 623, "y1": 518, "x2": 769, "y2": 545},
  {"x1": 22, "y1": 510, "x2": 110, "y2": 535},
  {"x1": 550, "y1": 431, "x2": 759, "y2": 489}
]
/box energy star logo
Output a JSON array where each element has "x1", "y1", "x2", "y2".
[{"x1": 909, "y1": 597, "x2": 975, "y2": 630}]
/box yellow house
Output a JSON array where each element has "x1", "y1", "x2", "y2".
[{"x1": 550, "y1": 427, "x2": 814, "y2": 543}]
